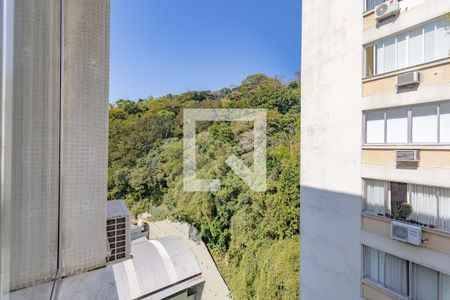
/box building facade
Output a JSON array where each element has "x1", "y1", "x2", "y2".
[
  {"x1": 301, "y1": 0, "x2": 450, "y2": 299},
  {"x1": 1, "y1": 0, "x2": 110, "y2": 293}
]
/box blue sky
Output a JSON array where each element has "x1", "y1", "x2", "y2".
[{"x1": 109, "y1": 0, "x2": 301, "y2": 102}]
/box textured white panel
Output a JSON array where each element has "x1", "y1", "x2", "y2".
[
  {"x1": 386, "y1": 107, "x2": 408, "y2": 144},
  {"x1": 440, "y1": 103, "x2": 450, "y2": 143},
  {"x1": 4, "y1": 0, "x2": 61, "y2": 291},
  {"x1": 412, "y1": 104, "x2": 438, "y2": 143},
  {"x1": 409, "y1": 27, "x2": 423, "y2": 66},
  {"x1": 366, "y1": 110, "x2": 385, "y2": 144},
  {"x1": 60, "y1": 0, "x2": 110, "y2": 275}
]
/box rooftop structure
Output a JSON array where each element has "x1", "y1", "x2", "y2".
[{"x1": 10, "y1": 236, "x2": 204, "y2": 300}]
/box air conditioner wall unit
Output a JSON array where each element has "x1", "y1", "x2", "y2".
[
  {"x1": 397, "y1": 71, "x2": 420, "y2": 87},
  {"x1": 375, "y1": 0, "x2": 400, "y2": 21},
  {"x1": 106, "y1": 200, "x2": 131, "y2": 264},
  {"x1": 391, "y1": 221, "x2": 422, "y2": 246},
  {"x1": 396, "y1": 150, "x2": 420, "y2": 162}
]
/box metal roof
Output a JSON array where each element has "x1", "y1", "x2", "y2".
[
  {"x1": 107, "y1": 200, "x2": 130, "y2": 218},
  {"x1": 10, "y1": 236, "x2": 203, "y2": 300}
]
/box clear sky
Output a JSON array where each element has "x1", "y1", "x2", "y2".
[{"x1": 109, "y1": 0, "x2": 301, "y2": 103}]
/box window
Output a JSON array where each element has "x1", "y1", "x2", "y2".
[
  {"x1": 412, "y1": 264, "x2": 439, "y2": 300},
  {"x1": 424, "y1": 23, "x2": 436, "y2": 63},
  {"x1": 436, "y1": 19, "x2": 450, "y2": 59},
  {"x1": 364, "y1": 101, "x2": 450, "y2": 145},
  {"x1": 365, "y1": 19, "x2": 450, "y2": 76},
  {"x1": 440, "y1": 103, "x2": 450, "y2": 143},
  {"x1": 363, "y1": 246, "x2": 450, "y2": 299},
  {"x1": 365, "y1": 0, "x2": 385, "y2": 12},
  {"x1": 409, "y1": 27, "x2": 424, "y2": 66},
  {"x1": 363, "y1": 247, "x2": 408, "y2": 296},
  {"x1": 364, "y1": 179, "x2": 387, "y2": 214},
  {"x1": 363, "y1": 179, "x2": 450, "y2": 232},
  {"x1": 409, "y1": 184, "x2": 439, "y2": 227},
  {"x1": 365, "y1": 46, "x2": 375, "y2": 77},
  {"x1": 397, "y1": 33, "x2": 408, "y2": 69},
  {"x1": 412, "y1": 104, "x2": 438, "y2": 143},
  {"x1": 443, "y1": 273, "x2": 450, "y2": 300},
  {"x1": 386, "y1": 108, "x2": 408, "y2": 143},
  {"x1": 365, "y1": 110, "x2": 385, "y2": 143}
]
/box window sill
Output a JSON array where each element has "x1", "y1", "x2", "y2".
[
  {"x1": 362, "y1": 144, "x2": 450, "y2": 150},
  {"x1": 363, "y1": 9, "x2": 375, "y2": 17},
  {"x1": 362, "y1": 57, "x2": 450, "y2": 83},
  {"x1": 362, "y1": 212, "x2": 450, "y2": 238},
  {"x1": 362, "y1": 278, "x2": 408, "y2": 300}
]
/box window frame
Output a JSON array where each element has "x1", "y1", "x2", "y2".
[
  {"x1": 363, "y1": 18, "x2": 450, "y2": 77},
  {"x1": 362, "y1": 246, "x2": 450, "y2": 299},
  {"x1": 363, "y1": 101, "x2": 450, "y2": 145},
  {"x1": 362, "y1": 178, "x2": 450, "y2": 232}
]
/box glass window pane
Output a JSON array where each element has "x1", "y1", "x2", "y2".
[
  {"x1": 385, "y1": 253, "x2": 408, "y2": 295},
  {"x1": 363, "y1": 246, "x2": 380, "y2": 281},
  {"x1": 410, "y1": 27, "x2": 424, "y2": 66},
  {"x1": 438, "y1": 187, "x2": 450, "y2": 232},
  {"x1": 408, "y1": 184, "x2": 438, "y2": 227},
  {"x1": 390, "y1": 182, "x2": 407, "y2": 214},
  {"x1": 412, "y1": 264, "x2": 438, "y2": 300},
  {"x1": 384, "y1": 37, "x2": 396, "y2": 72},
  {"x1": 376, "y1": 43, "x2": 384, "y2": 74},
  {"x1": 440, "y1": 103, "x2": 450, "y2": 143},
  {"x1": 365, "y1": 179, "x2": 386, "y2": 214},
  {"x1": 436, "y1": 19, "x2": 450, "y2": 59},
  {"x1": 397, "y1": 33, "x2": 408, "y2": 69},
  {"x1": 424, "y1": 23, "x2": 436, "y2": 62},
  {"x1": 386, "y1": 108, "x2": 408, "y2": 143},
  {"x1": 412, "y1": 105, "x2": 438, "y2": 143},
  {"x1": 443, "y1": 273, "x2": 450, "y2": 300},
  {"x1": 366, "y1": 0, "x2": 385, "y2": 11},
  {"x1": 366, "y1": 46, "x2": 375, "y2": 77},
  {"x1": 366, "y1": 110, "x2": 385, "y2": 143}
]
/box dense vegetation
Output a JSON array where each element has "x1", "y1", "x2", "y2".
[{"x1": 108, "y1": 74, "x2": 300, "y2": 299}]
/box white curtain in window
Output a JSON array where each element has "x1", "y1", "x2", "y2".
[
  {"x1": 385, "y1": 253, "x2": 408, "y2": 296},
  {"x1": 424, "y1": 23, "x2": 436, "y2": 62},
  {"x1": 365, "y1": 179, "x2": 386, "y2": 214},
  {"x1": 412, "y1": 264, "x2": 438, "y2": 300},
  {"x1": 386, "y1": 108, "x2": 408, "y2": 143},
  {"x1": 438, "y1": 187, "x2": 450, "y2": 231},
  {"x1": 397, "y1": 33, "x2": 408, "y2": 69},
  {"x1": 440, "y1": 103, "x2": 450, "y2": 143},
  {"x1": 436, "y1": 19, "x2": 450, "y2": 60},
  {"x1": 384, "y1": 37, "x2": 396, "y2": 72},
  {"x1": 366, "y1": 111, "x2": 385, "y2": 144},
  {"x1": 376, "y1": 43, "x2": 384, "y2": 74},
  {"x1": 364, "y1": 247, "x2": 380, "y2": 281},
  {"x1": 410, "y1": 27, "x2": 424, "y2": 66},
  {"x1": 443, "y1": 273, "x2": 450, "y2": 300},
  {"x1": 412, "y1": 105, "x2": 438, "y2": 143},
  {"x1": 409, "y1": 184, "x2": 438, "y2": 226}
]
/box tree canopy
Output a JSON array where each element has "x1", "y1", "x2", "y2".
[{"x1": 108, "y1": 74, "x2": 300, "y2": 299}]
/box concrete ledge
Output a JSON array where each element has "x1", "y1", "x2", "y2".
[
  {"x1": 361, "y1": 230, "x2": 450, "y2": 276},
  {"x1": 363, "y1": 1, "x2": 449, "y2": 44},
  {"x1": 362, "y1": 164, "x2": 450, "y2": 188},
  {"x1": 363, "y1": 81, "x2": 450, "y2": 110}
]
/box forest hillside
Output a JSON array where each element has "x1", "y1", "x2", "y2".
[{"x1": 108, "y1": 74, "x2": 300, "y2": 299}]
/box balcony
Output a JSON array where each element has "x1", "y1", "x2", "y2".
[{"x1": 362, "y1": 213, "x2": 450, "y2": 255}]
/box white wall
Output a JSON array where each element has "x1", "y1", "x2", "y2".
[{"x1": 300, "y1": 0, "x2": 363, "y2": 299}]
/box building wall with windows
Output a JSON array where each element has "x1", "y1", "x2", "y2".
[{"x1": 302, "y1": 0, "x2": 450, "y2": 299}]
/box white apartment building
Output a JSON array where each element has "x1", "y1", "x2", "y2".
[{"x1": 301, "y1": 0, "x2": 450, "y2": 299}]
